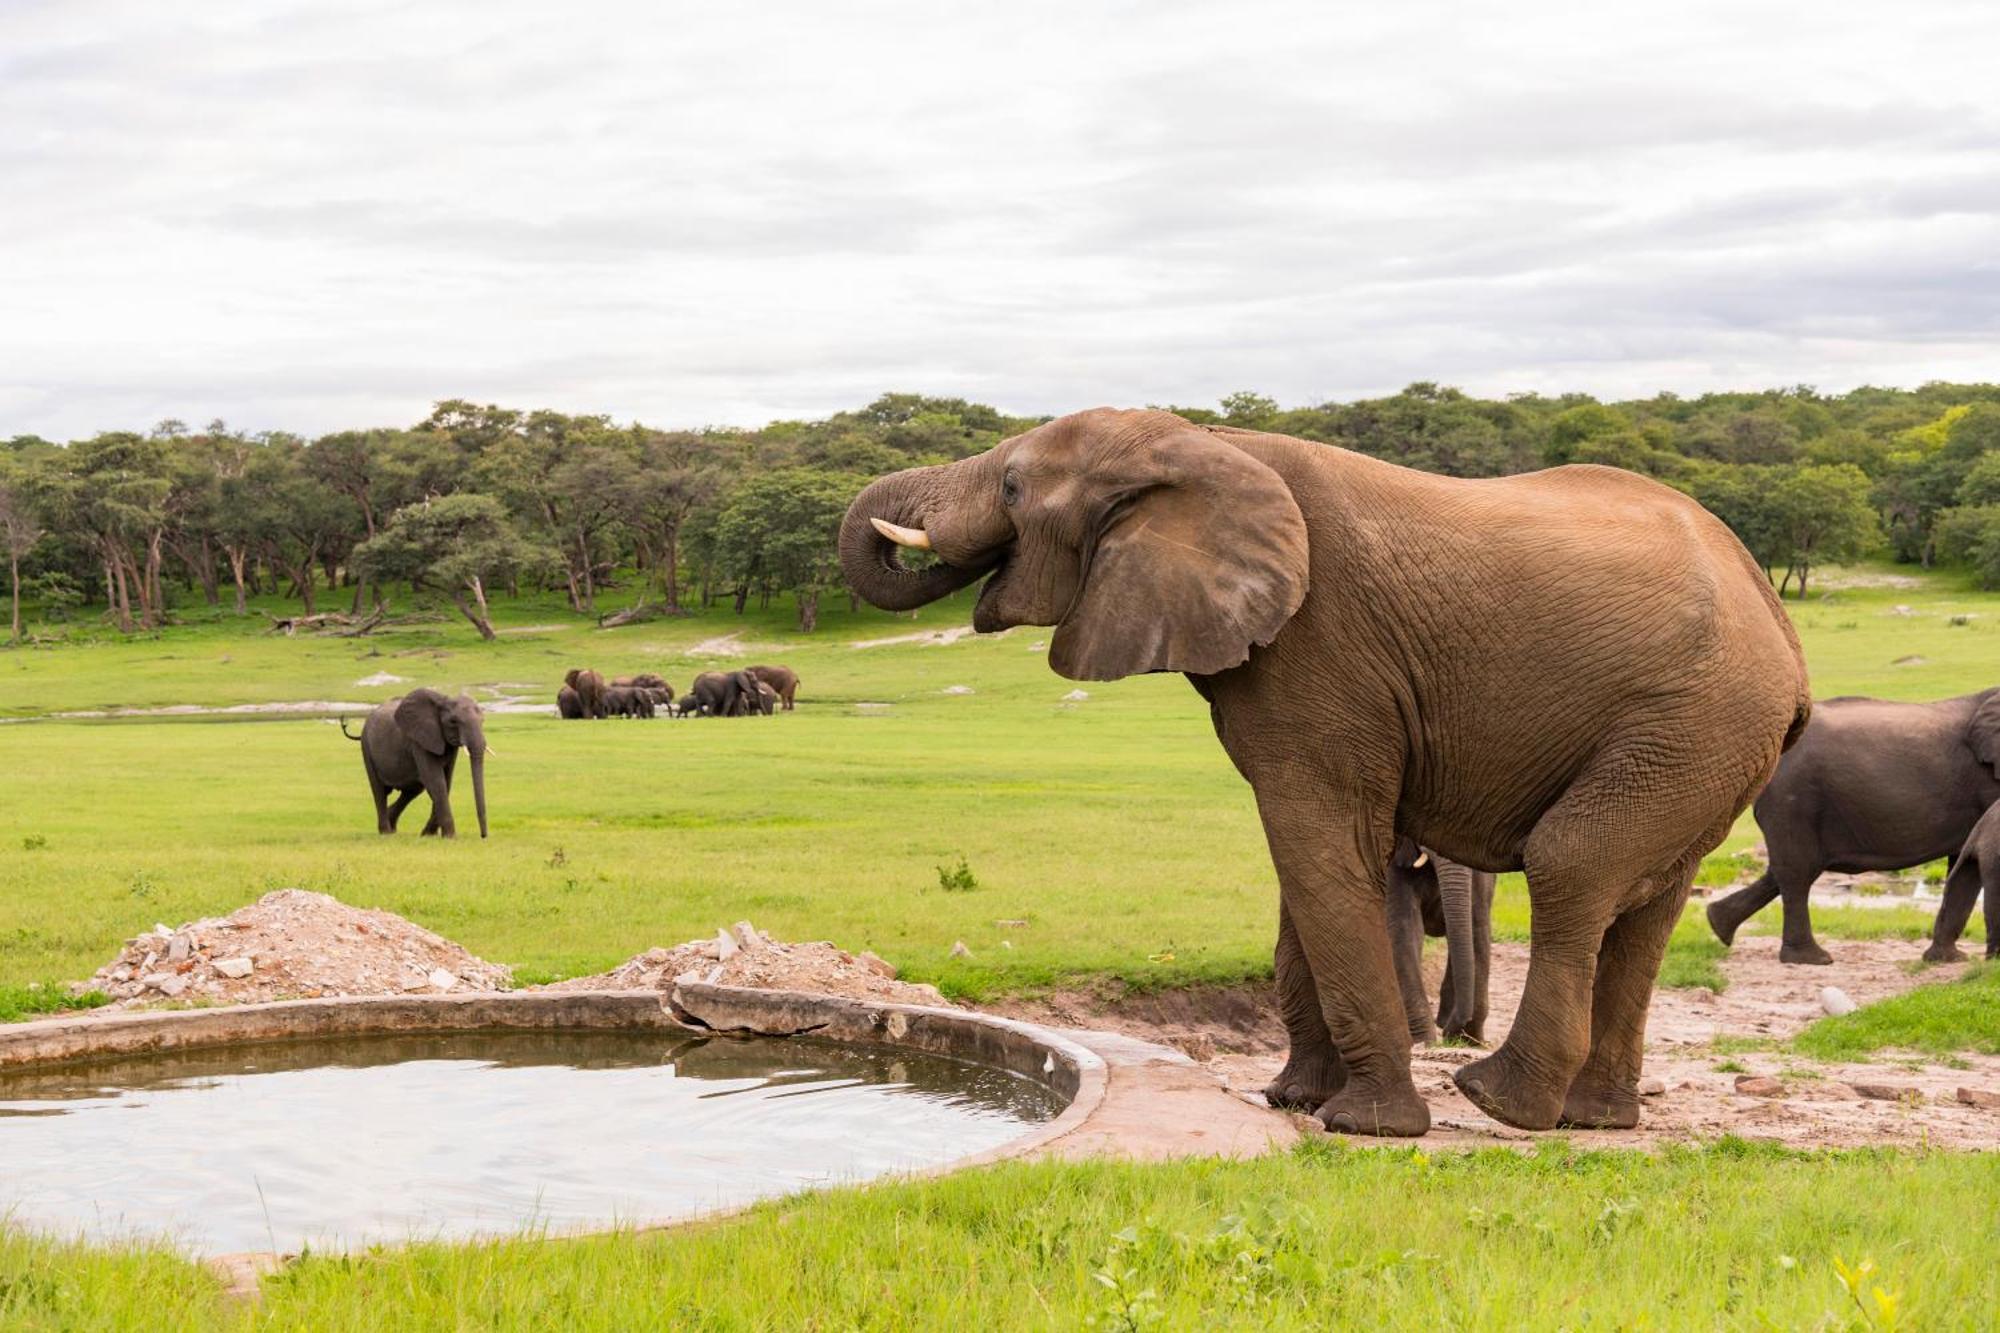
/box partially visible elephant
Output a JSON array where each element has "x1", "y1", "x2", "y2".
[
  {"x1": 340, "y1": 688, "x2": 490, "y2": 838},
  {"x1": 841, "y1": 407, "x2": 1809, "y2": 1135},
  {"x1": 744, "y1": 677, "x2": 777, "y2": 716},
  {"x1": 603, "y1": 685, "x2": 655, "y2": 719},
  {"x1": 1707, "y1": 689, "x2": 2000, "y2": 964},
  {"x1": 613, "y1": 673, "x2": 674, "y2": 705},
  {"x1": 1389, "y1": 840, "x2": 1495, "y2": 1045},
  {"x1": 556, "y1": 685, "x2": 584, "y2": 719},
  {"x1": 563, "y1": 668, "x2": 608, "y2": 719},
  {"x1": 745, "y1": 664, "x2": 798, "y2": 710},
  {"x1": 1267, "y1": 840, "x2": 1494, "y2": 1112},
  {"x1": 1929, "y1": 799, "x2": 2000, "y2": 961}
]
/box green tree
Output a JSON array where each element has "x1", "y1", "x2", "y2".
[
  {"x1": 711, "y1": 468, "x2": 858, "y2": 631},
  {"x1": 1935, "y1": 505, "x2": 2000, "y2": 589},
  {"x1": 1769, "y1": 464, "x2": 1878, "y2": 598},
  {"x1": 0, "y1": 458, "x2": 44, "y2": 645},
  {"x1": 352, "y1": 494, "x2": 556, "y2": 639}
]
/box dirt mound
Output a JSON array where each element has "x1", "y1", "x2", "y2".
[
  {"x1": 542, "y1": 920, "x2": 949, "y2": 1007},
  {"x1": 82, "y1": 890, "x2": 512, "y2": 1008}
]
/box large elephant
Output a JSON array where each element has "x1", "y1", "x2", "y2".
[
  {"x1": 745, "y1": 664, "x2": 799, "y2": 710},
  {"x1": 840, "y1": 408, "x2": 1809, "y2": 1135},
  {"x1": 340, "y1": 688, "x2": 490, "y2": 838},
  {"x1": 563, "y1": 668, "x2": 608, "y2": 719},
  {"x1": 1705, "y1": 689, "x2": 2000, "y2": 964},
  {"x1": 1267, "y1": 840, "x2": 1494, "y2": 1112},
  {"x1": 1929, "y1": 798, "x2": 2000, "y2": 961}
]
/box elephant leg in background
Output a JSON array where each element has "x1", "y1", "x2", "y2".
[
  {"x1": 1258, "y1": 794, "x2": 1428, "y2": 1137},
  {"x1": 1454, "y1": 749, "x2": 1699, "y2": 1131},
  {"x1": 1774, "y1": 870, "x2": 1832, "y2": 966},
  {"x1": 1262, "y1": 898, "x2": 1347, "y2": 1111},
  {"x1": 1709, "y1": 860, "x2": 1831, "y2": 966},
  {"x1": 1434, "y1": 863, "x2": 1494, "y2": 1044},
  {"x1": 1385, "y1": 868, "x2": 1439, "y2": 1045},
  {"x1": 1704, "y1": 868, "x2": 1778, "y2": 946},
  {"x1": 1925, "y1": 854, "x2": 1993, "y2": 962},
  {"x1": 384, "y1": 785, "x2": 421, "y2": 832}
]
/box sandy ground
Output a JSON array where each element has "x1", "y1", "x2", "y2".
[
  {"x1": 848, "y1": 624, "x2": 981, "y2": 649},
  {"x1": 1000, "y1": 936, "x2": 2000, "y2": 1149}
]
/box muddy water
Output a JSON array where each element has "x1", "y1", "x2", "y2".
[{"x1": 0, "y1": 1030, "x2": 1063, "y2": 1254}]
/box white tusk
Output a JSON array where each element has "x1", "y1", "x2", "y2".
[
  {"x1": 1411, "y1": 851, "x2": 1428, "y2": 868},
  {"x1": 482, "y1": 746, "x2": 499, "y2": 759},
  {"x1": 870, "y1": 517, "x2": 932, "y2": 550}
]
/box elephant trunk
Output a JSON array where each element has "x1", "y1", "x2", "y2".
[
  {"x1": 470, "y1": 748, "x2": 488, "y2": 839},
  {"x1": 1437, "y1": 857, "x2": 1478, "y2": 1035},
  {"x1": 838, "y1": 462, "x2": 1006, "y2": 611}
]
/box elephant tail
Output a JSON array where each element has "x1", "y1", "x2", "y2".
[{"x1": 339, "y1": 716, "x2": 363, "y2": 741}]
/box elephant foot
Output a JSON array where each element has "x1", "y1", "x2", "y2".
[
  {"x1": 1454, "y1": 1048, "x2": 1564, "y2": 1131},
  {"x1": 1439, "y1": 1019, "x2": 1487, "y2": 1047},
  {"x1": 1262, "y1": 1052, "x2": 1344, "y2": 1113},
  {"x1": 1555, "y1": 1077, "x2": 1640, "y2": 1130},
  {"x1": 1778, "y1": 940, "x2": 1832, "y2": 966},
  {"x1": 1407, "y1": 1019, "x2": 1440, "y2": 1046},
  {"x1": 1704, "y1": 899, "x2": 1742, "y2": 947},
  {"x1": 1313, "y1": 1080, "x2": 1430, "y2": 1138},
  {"x1": 1922, "y1": 943, "x2": 1967, "y2": 965}
]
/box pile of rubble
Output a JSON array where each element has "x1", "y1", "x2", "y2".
[
  {"x1": 544, "y1": 920, "x2": 949, "y2": 1006},
  {"x1": 82, "y1": 889, "x2": 512, "y2": 1008}
]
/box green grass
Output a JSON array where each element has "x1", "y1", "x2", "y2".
[
  {"x1": 4, "y1": 1139, "x2": 1994, "y2": 1329},
  {"x1": 1792, "y1": 963, "x2": 2000, "y2": 1061},
  {"x1": 0, "y1": 982, "x2": 108, "y2": 1024}
]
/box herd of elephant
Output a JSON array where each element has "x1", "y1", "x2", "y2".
[{"x1": 555, "y1": 664, "x2": 799, "y2": 719}]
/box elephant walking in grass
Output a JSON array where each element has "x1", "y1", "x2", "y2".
[
  {"x1": 341, "y1": 688, "x2": 490, "y2": 838},
  {"x1": 842, "y1": 408, "x2": 1808, "y2": 1135},
  {"x1": 745, "y1": 664, "x2": 799, "y2": 710},
  {"x1": 1706, "y1": 688, "x2": 2000, "y2": 964}
]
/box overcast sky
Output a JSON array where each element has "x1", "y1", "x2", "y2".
[{"x1": 5, "y1": 1, "x2": 1997, "y2": 439}]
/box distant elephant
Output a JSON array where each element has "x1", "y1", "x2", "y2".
[
  {"x1": 745, "y1": 664, "x2": 799, "y2": 710},
  {"x1": 603, "y1": 685, "x2": 655, "y2": 719},
  {"x1": 563, "y1": 668, "x2": 608, "y2": 719},
  {"x1": 613, "y1": 672, "x2": 673, "y2": 703},
  {"x1": 1929, "y1": 799, "x2": 2000, "y2": 961},
  {"x1": 688, "y1": 670, "x2": 753, "y2": 718},
  {"x1": 340, "y1": 688, "x2": 490, "y2": 838},
  {"x1": 1706, "y1": 689, "x2": 2000, "y2": 964},
  {"x1": 556, "y1": 685, "x2": 584, "y2": 719},
  {"x1": 1267, "y1": 840, "x2": 1494, "y2": 1111},
  {"x1": 744, "y1": 677, "x2": 777, "y2": 716},
  {"x1": 842, "y1": 407, "x2": 1808, "y2": 1135}
]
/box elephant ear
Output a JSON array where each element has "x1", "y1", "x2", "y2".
[
  {"x1": 1050, "y1": 426, "x2": 1308, "y2": 681},
  {"x1": 1971, "y1": 690, "x2": 2000, "y2": 779},
  {"x1": 395, "y1": 688, "x2": 450, "y2": 756}
]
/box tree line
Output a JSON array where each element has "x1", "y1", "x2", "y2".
[{"x1": 4, "y1": 383, "x2": 1999, "y2": 645}]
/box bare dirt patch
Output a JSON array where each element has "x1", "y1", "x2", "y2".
[
  {"x1": 542, "y1": 921, "x2": 950, "y2": 1007},
  {"x1": 849, "y1": 625, "x2": 980, "y2": 649},
  {"x1": 82, "y1": 890, "x2": 512, "y2": 1008},
  {"x1": 689, "y1": 631, "x2": 746, "y2": 656},
  {"x1": 998, "y1": 936, "x2": 2000, "y2": 1150}
]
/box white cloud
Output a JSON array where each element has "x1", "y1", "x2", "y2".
[{"x1": 3, "y1": 0, "x2": 1997, "y2": 438}]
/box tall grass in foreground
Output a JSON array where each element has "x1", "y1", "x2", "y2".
[{"x1": 6, "y1": 1139, "x2": 1991, "y2": 1330}]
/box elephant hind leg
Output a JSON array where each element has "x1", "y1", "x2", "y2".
[
  {"x1": 1925, "y1": 857, "x2": 1983, "y2": 963},
  {"x1": 385, "y1": 785, "x2": 420, "y2": 832},
  {"x1": 1705, "y1": 868, "x2": 1779, "y2": 946},
  {"x1": 1455, "y1": 751, "x2": 1693, "y2": 1131},
  {"x1": 1557, "y1": 845, "x2": 1705, "y2": 1129}
]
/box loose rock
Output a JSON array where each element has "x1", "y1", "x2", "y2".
[
  {"x1": 1850, "y1": 1082, "x2": 1920, "y2": 1102},
  {"x1": 949, "y1": 940, "x2": 972, "y2": 959},
  {"x1": 1955, "y1": 1087, "x2": 2000, "y2": 1109},
  {"x1": 942, "y1": 685, "x2": 975, "y2": 695},
  {"x1": 1819, "y1": 986, "x2": 1857, "y2": 1016},
  {"x1": 1638, "y1": 1076, "x2": 1668, "y2": 1097},
  {"x1": 1060, "y1": 689, "x2": 1089, "y2": 702},
  {"x1": 211, "y1": 957, "x2": 254, "y2": 980},
  {"x1": 715, "y1": 928, "x2": 740, "y2": 962},
  {"x1": 1734, "y1": 1075, "x2": 1784, "y2": 1097}
]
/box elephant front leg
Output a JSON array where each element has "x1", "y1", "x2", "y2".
[
  {"x1": 418, "y1": 756, "x2": 456, "y2": 838},
  {"x1": 1923, "y1": 859, "x2": 1983, "y2": 963},
  {"x1": 1262, "y1": 818, "x2": 1429, "y2": 1138},
  {"x1": 1263, "y1": 898, "x2": 1347, "y2": 1111}
]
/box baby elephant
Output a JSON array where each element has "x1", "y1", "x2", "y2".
[
  {"x1": 1926, "y1": 800, "x2": 2000, "y2": 963},
  {"x1": 1266, "y1": 839, "x2": 1494, "y2": 1113},
  {"x1": 341, "y1": 689, "x2": 490, "y2": 838}
]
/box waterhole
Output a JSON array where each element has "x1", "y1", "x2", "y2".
[{"x1": 0, "y1": 1029, "x2": 1063, "y2": 1253}]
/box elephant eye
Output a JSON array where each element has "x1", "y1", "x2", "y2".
[{"x1": 1002, "y1": 471, "x2": 1021, "y2": 507}]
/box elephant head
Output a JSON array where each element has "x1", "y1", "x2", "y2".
[
  {"x1": 839, "y1": 408, "x2": 1310, "y2": 680},
  {"x1": 396, "y1": 688, "x2": 489, "y2": 838}
]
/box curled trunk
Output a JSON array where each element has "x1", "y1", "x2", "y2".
[{"x1": 837, "y1": 465, "x2": 1000, "y2": 611}]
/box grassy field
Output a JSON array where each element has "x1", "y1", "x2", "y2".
[
  {"x1": 2, "y1": 564, "x2": 1992, "y2": 1001},
  {"x1": 4, "y1": 1138, "x2": 1994, "y2": 1329}
]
